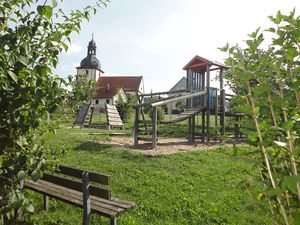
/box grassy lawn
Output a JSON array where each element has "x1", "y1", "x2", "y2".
[{"x1": 29, "y1": 124, "x2": 272, "y2": 225}]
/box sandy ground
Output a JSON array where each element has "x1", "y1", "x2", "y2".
[{"x1": 100, "y1": 136, "x2": 241, "y2": 156}]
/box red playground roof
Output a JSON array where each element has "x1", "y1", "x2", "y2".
[{"x1": 183, "y1": 55, "x2": 229, "y2": 72}]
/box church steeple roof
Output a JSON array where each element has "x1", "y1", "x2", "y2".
[{"x1": 79, "y1": 35, "x2": 101, "y2": 70}]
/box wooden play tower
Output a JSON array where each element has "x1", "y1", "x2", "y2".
[{"x1": 133, "y1": 55, "x2": 240, "y2": 149}]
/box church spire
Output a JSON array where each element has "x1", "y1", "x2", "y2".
[
  {"x1": 87, "y1": 34, "x2": 97, "y2": 56},
  {"x1": 79, "y1": 36, "x2": 101, "y2": 71}
]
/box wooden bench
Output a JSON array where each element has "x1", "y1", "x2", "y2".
[{"x1": 23, "y1": 165, "x2": 135, "y2": 225}]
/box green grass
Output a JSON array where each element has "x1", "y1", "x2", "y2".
[{"x1": 30, "y1": 126, "x2": 272, "y2": 225}]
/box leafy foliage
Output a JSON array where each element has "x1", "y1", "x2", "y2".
[
  {"x1": 221, "y1": 9, "x2": 300, "y2": 224},
  {"x1": 0, "y1": 0, "x2": 108, "y2": 223},
  {"x1": 66, "y1": 74, "x2": 96, "y2": 113},
  {"x1": 115, "y1": 94, "x2": 136, "y2": 121},
  {"x1": 175, "y1": 100, "x2": 185, "y2": 113},
  {"x1": 144, "y1": 96, "x2": 166, "y2": 121}
]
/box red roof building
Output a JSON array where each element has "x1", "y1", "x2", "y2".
[
  {"x1": 92, "y1": 75, "x2": 144, "y2": 108},
  {"x1": 94, "y1": 76, "x2": 144, "y2": 99}
]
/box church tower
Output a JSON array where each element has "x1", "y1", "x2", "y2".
[{"x1": 76, "y1": 36, "x2": 104, "y2": 81}]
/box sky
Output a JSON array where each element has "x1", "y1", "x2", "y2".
[{"x1": 54, "y1": 0, "x2": 299, "y2": 93}]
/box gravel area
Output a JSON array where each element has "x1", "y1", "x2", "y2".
[{"x1": 101, "y1": 137, "x2": 240, "y2": 156}]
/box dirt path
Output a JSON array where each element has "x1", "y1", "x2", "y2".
[{"x1": 101, "y1": 137, "x2": 240, "y2": 156}]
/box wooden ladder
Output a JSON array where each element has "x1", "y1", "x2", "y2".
[{"x1": 134, "y1": 106, "x2": 158, "y2": 149}]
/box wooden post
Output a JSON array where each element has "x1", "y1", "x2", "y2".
[
  {"x1": 215, "y1": 89, "x2": 218, "y2": 126},
  {"x1": 234, "y1": 116, "x2": 240, "y2": 143},
  {"x1": 82, "y1": 172, "x2": 90, "y2": 225},
  {"x1": 214, "y1": 89, "x2": 218, "y2": 139},
  {"x1": 202, "y1": 110, "x2": 205, "y2": 143},
  {"x1": 111, "y1": 218, "x2": 117, "y2": 225},
  {"x1": 188, "y1": 118, "x2": 192, "y2": 143},
  {"x1": 201, "y1": 71, "x2": 206, "y2": 143},
  {"x1": 44, "y1": 195, "x2": 49, "y2": 211},
  {"x1": 206, "y1": 64, "x2": 211, "y2": 144},
  {"x1": 220, "y1": 90, "x2": 225, "y2": 136},
  {"x1": 219, "y1": 69, "x2": 225, "y2": 136},
  {"x1": 152, "y1": 107, "x2": 157, "y2": 149},
  {"x1": 192, "y1": 116, "x2": 195, "y2": 142},
  {"x1": 134, "y1": 107, "x2": 139, "y2": 146},
  {"x1": 19, "y1": 180, "x2": 24, "y2": 188},
  {"x1": 239, "y1": 116, "x2": 242, "y2": 139}
]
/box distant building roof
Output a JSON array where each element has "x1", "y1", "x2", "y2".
[
  {"x1": 79, "y1": 55, "x2": 102, "y2": 71},
  {"x1": 183, "y1": 55, "x2": 229, "y2": 72},
  {"x1": 94, "y1": 76, "x2": 143, "y2": 99},
  {"x1": 169, "y1": 77, "x2": 187, "y2": 92}
]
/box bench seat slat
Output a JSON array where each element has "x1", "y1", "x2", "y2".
[
  {"x1": 25, "y1": 180, "x2": 131, "y2": 218},
  {"x1": 91, "y1": 196, "x2": 135, "y2": 210}
]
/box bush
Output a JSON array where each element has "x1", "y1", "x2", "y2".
[
  {"x1": 0, "y1": 1, "x2": 108, "y2": 223},
  {"x1": 148, "y1": 106, "x2": 165, "y2": 121},
  {"x1": 115, "y1": 94, "x2": 136, "y2": 121}
]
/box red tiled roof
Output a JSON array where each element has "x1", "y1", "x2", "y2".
[
  {"x1": 93, "y1": 76, "x2": 142, "y2": 99},
  {"x1": 183, "y1": 55, "x2": 229, "y2": 72}
]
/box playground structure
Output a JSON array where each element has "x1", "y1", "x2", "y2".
[
  {"x1": 73, "y1": 103, "x2": 124, "y2": 130},
  {"x1": 133, "y1": 55, "x2": 243, "y2": 149}
]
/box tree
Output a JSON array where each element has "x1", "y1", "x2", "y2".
[
  {"x1": 0, "y1": 0, "x2": 109, "y2": 223},
  {"x1": 67, "y1": 74, "x2": 96, "y2": 113},
  {"x1": 115, "y1": 94, "x2": 136, "y2": 121},
  {"x1": 175, "y1": 100, "x2": 185, "y2": 113},
  {"x1": 220, "y1": 9, "x2": 300, "y2": 225}
]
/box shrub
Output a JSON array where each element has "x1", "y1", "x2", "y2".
[
  {"x1": 0, "y1": 1, "x2": 109, "y2": 223},
  {"x1": 115, "y1": 94, "x2": 136, "y2": 121}
]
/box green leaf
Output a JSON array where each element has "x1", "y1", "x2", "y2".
[
  {"x1": 283, "y1": 121, "x2": 294, "y2": 131},
  {"x1": 281, "y1": 175, "x2": 300, "y2": 194},
  {"x1": 292, "y1": 211, "x2": 300, "y2": 225},
  {"x1": 37, "y1": 5, "x2": 53, "y2": 19},
  {"x1": 61, "y1": 42, "x2": 68, "y2": 52},
  {"x1": 31, "y1": 170, "x2": 40, "y2": 181},
  {"x1": 267, "y1": 187, "x2": 284, "y2": 197},
  {"x1": 17, "y1": 170, "x2": 26, "y2": 181},
  {"x1": 275, "y1": 11, "x2": 282, "y2": 24},
  {"x1": 26, "y1": 204, "x2": 34, "y2": 213},
  {"x1": 286, "y1": 47, "x2": 298, "y2": 61},
  {"x1": 265, "y1": 27, "x2": 276, "y2": 33},
  {"x1": 7, "y1": 71, "x2": 18, "y2": 83}
]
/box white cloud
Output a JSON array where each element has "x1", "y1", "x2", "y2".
[
  {"x1": 64, "y1": 43, "x2": 84, "y2": 55},
  {"x1": 72, "y1": 63, "x2": 80, "y2": 68}
]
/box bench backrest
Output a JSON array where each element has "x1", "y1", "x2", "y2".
[{"x1": 42, "y1": 165, "x2": 111, "y2": 199}]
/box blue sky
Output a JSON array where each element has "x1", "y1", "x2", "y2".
[{"x1": 55, "y1": 0, "x2": 299, "y2": 93}]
